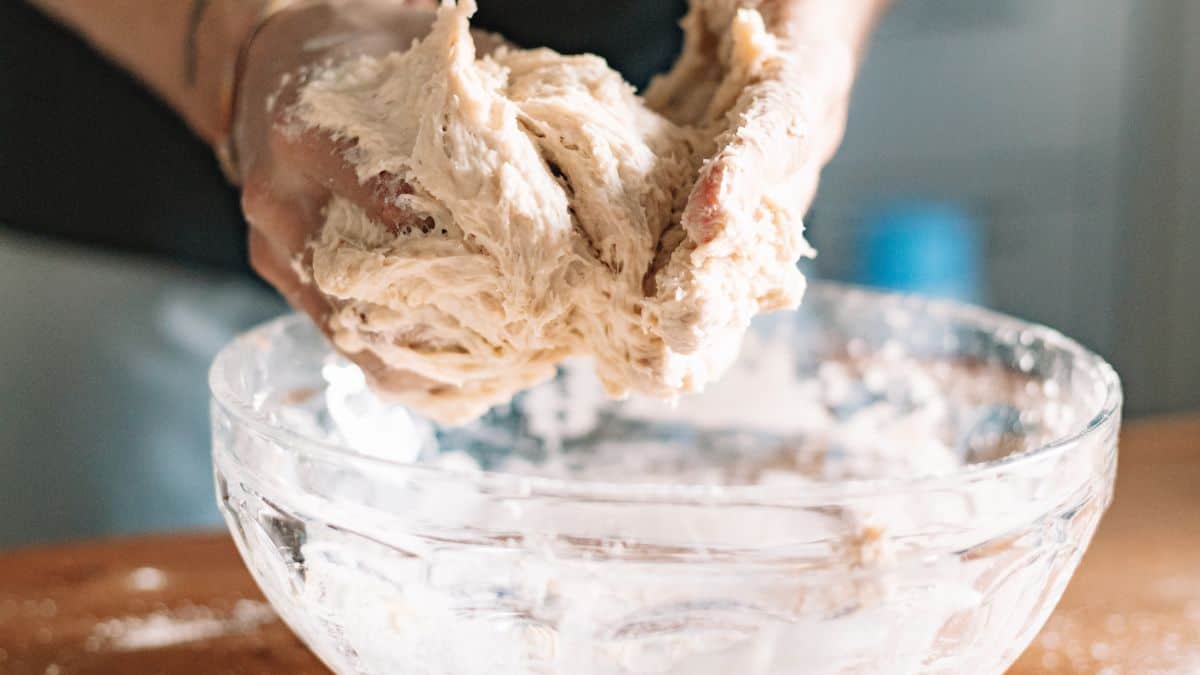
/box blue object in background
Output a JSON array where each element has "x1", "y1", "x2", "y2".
[{"x1": 855, "y1": 200, "x2": 985, "y2": 303}]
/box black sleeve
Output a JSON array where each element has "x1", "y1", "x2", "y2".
[
  {"x1": 472, "y1": 0, "x2": 686, "y2": 90},
  {"x1": 0, "y1": 2, "x2": 248, "y2": 274}
]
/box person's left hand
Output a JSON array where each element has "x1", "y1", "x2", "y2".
[{"x1": 651, "y1": 0, "x2": 867, "y2": 247}]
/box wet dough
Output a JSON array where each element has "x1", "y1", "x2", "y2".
[{"x1": 296, "y1": 0, "x2": 814, "y2": 423}]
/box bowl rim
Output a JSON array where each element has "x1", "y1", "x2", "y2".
[{"x1": 209, "y1": 283, "x2": 1123, "y2": 506}]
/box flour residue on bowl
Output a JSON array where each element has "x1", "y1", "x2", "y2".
[{"x1": 414, "y1": 322, "x2": 1084, "y2": 488}]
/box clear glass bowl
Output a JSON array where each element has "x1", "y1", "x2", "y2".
[{"x1": 210, "y1": 284, "x2": 1121, "y2": 675}]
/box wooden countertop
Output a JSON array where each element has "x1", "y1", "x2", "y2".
[{"x1": 1, "y1": 415, "x2": 1197, "y2": 674}]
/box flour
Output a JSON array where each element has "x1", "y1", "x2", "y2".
[
  {"x1": 431, "y1": 320, "x2": 1076, "y2": 488},
  {"x1": 294, "y1": 0, "x2": 815, "y2": 424},
  {"x1": 87, "y1": 601, "x2": 276, "y2": 652}
]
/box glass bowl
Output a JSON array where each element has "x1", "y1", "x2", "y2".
[{"x1": 210, "y1": 284, "x2": 1120, "y2": 675}]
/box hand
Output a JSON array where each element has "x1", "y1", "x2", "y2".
[
  {"x1": 637, "y1": 0, "x2": 881, "y2": 355},
  {"x1": 649, "y1": 0, "x2": 879, "y2": 245},
  {"x1": 233, "y1": 2, "x2": 502, "y2": 390},
  {"x1": 235, "y1": 3, "x2": 432, "y2": 326}
]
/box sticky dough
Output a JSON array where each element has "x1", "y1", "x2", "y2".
[{"x1": 296, "y1": 0, "x2": 815, "y2": 423}]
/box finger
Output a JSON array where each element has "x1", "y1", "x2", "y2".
[
  {"x1": 682, "y1": 61, "x2": 813, "y2": 245},
  {"x1": 811, "y1": 95, "x2": 849, "y2": 168},
  {"x1": 249, "y1": 197, "x2": 440, "y2": 397},
  {"x1": 795, "y1": 165, "x2": 822, "y2": 216},
  {"x1": 242, "y1": 165, "x2": 326, "y2": 253},
  {"x1": 353, "y1": 348, "x2": 443, "y2": 396},
  {"x1": 243, "y1": 165, "x2": 332, "y2": 325},
  {"x1": 249, "y1": 228, "x2": 332, "y2": 327},
  {"x1": 269, "y1": 123, "x2": 431, "y2": 234}
]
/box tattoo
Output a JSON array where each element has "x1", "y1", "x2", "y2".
[{"x1": 184, "y1": 0, "x2": 212, "y2": 86}]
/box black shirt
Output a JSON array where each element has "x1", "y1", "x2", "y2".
[{"x1": 0, "y1": 1, "x2": 686, "y2": 274}]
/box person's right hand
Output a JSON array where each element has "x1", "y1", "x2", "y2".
[
  {"x1": 234, "y1": 3, "x2": 433, "y2": 334},
  {"x1": 232, "y1": 1, "x2": 507, "y2": 391}
]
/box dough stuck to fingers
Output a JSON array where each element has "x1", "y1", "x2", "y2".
[{"x1": 292, "y1": 0, "x2": 815, "y2": 424}]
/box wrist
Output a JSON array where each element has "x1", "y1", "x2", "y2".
[
  {"x1": 191, "y1": 0, "x2": 316, "y2": 181},
  {"x1": 186, "y1": 1, "x2": 270, "y2": 146}
]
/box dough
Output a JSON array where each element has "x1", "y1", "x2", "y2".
[{"x1": 295, "y1": 0, "x2": 815, "y2": 423}]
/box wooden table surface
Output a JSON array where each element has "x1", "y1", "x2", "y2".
[{"x1": 1, "y1": 415, "x2": 1197, "y2": 674}]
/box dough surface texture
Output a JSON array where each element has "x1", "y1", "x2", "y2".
[{"x1": 297, "y1": 0, "x2": 815, "y2": 423}]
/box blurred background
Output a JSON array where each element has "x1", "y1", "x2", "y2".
[{"x1": 1, "y1": 0, "x2": 1197, "y2": 548}]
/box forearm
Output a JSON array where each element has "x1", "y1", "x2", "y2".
[
  {"x1": 773, "y1": 0, "x2": 890, "y2": 147},
  {"x1": 27, "y1": 0, "x2": 266, "y2": 144},
  {"x1": 776, "y1": 0, "x2": 889, "y2": 55}
]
